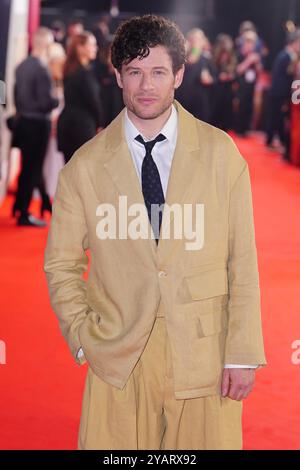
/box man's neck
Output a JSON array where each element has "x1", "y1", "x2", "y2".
[
  {"x1": 127, "y1": 105, "x2": 172, "y2": 140},
  {"x1": 31, "y1": 49, "x2": 47, "y2": 65}
]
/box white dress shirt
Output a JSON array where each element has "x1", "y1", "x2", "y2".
[
  {"x1": 78, "y1": 105, "x2": 257, "y2": 369},
  {"x1": 124, "y1": 104, "x2": 178, "y2": 197}
]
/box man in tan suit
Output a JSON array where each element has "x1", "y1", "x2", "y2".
[{"x1": 44, "y1": 15, "x2": 266, "y2": 450}]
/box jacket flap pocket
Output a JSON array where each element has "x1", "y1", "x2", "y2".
[{"x1": 185, "y1": 268, "x2": 228, "y2": 301}]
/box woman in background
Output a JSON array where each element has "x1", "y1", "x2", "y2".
[
  {"x1": 212, "y1": 34, "x2": 236, "y2": 131},
  {"x1": 93, "y1": 41, "x2": 124, "y2": 127},
  {"x1": 235, "y1": 30, "x2": 262, "y2": 136},
  {"x1": 176, "y1": 28, "x2": 216, "y2": 124},
  {"x1": 57, "y1": 32, "x2": 103, "y2": 163}
]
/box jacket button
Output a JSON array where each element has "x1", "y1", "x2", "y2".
[{"x1": 158, "y1": 270, "x2": 167, "y2": 278}]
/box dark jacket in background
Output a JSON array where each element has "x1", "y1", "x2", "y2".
[
  {"x1": 234, "y1": 53, "x2": 259, "y2": 135},
  {"x1": 176, "y1": 55, "x2": 216, "y2": 124},
  {"x1": 92, "y1": 60, "x2": 124, "y2": 128},
  {"x1": 270, "y1": 49, "x2": 295, "y2": 99},
  {"x1": 15, "y1": 56, "x2": 58, "y2": 119},
  {"x1": 57, "y1": 65, "x2": 104, "y2": 163},
  {"x1": 266, "y1": 49, "x2": 295, "y2": 148},
  {"x1": 13, "y1": 55, "x2": 58, "y2": 218}
]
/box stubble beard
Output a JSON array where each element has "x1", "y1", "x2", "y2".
[{"x1": 126, "y1": 94, "x2": 174, "y2": 121}]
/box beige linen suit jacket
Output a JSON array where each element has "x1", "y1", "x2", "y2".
[{"x1": 44, "y1": 100, "x2": 266, "y2": 400}]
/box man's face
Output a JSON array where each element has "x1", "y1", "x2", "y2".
[{"x1": 115, "y1": 45, "x2": 184, "y2": 120}]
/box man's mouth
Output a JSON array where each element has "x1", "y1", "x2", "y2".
[{"x1": 137, "y1": 97, "x2": 157, "y2": 104}]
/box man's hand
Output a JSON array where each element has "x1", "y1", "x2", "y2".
[{"x1": 221, "y1": 368, "x2": 255, "y2": 401}]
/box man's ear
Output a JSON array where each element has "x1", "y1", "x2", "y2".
[
  {"x1": 114, "y1": 68, "x2": 123, "y2": 89},
  {"x1": 174, "y1": 65, "x2": 185, "y2": 90}
]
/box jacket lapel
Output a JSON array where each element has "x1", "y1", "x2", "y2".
[
  {"x1": 157, "y1": 101, "x2": 207, "y2": 261},
  {"x1": 101, "y1": 109, "x2": 158, "y2": 259}
]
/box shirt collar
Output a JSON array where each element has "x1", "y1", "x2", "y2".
[{"x1": 124, "y1": 103, "x2": 177, "y2": 145}]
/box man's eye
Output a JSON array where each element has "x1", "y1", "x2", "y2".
[
  {"x1": 154, "y1": 70, "x2": 164, "y2": 75},
  {"x1": 130, "y1": 71, "x2": 140, "y2": 75}
]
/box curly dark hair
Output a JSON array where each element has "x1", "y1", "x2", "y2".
[{"x1": 111, "y1": 15, "x2": 186, "y2": 74}]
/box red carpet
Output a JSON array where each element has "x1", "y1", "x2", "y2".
[{"x1": 0, "y1": 133, "x2": 300, "y2": 449}]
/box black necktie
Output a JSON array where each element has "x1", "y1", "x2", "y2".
[{"x1": 135, "y1": 133, "x2": 166, "y2": 243}]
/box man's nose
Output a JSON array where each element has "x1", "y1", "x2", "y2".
[{"x1": 140, "y1": 73, "x2": 154, "y2": 90}]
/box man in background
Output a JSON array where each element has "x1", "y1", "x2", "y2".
[{"x1": 14, "y1": 27, "x2": 59, "y2": 226}]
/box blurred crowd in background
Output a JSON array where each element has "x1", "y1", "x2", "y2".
[{"x1": 9, "y1": 14, "x2": 300, "y2": 226}]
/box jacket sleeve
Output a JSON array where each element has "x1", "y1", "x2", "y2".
[
  {"x1": 225, "y1": 160, "x2": 267, "y2": 366},
  {"x1": 36, "y1": 66, "x2": 59, "y2": 114},
  {"x1": 44, "y1": 168, "x2": 89, "y2": 365}
]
